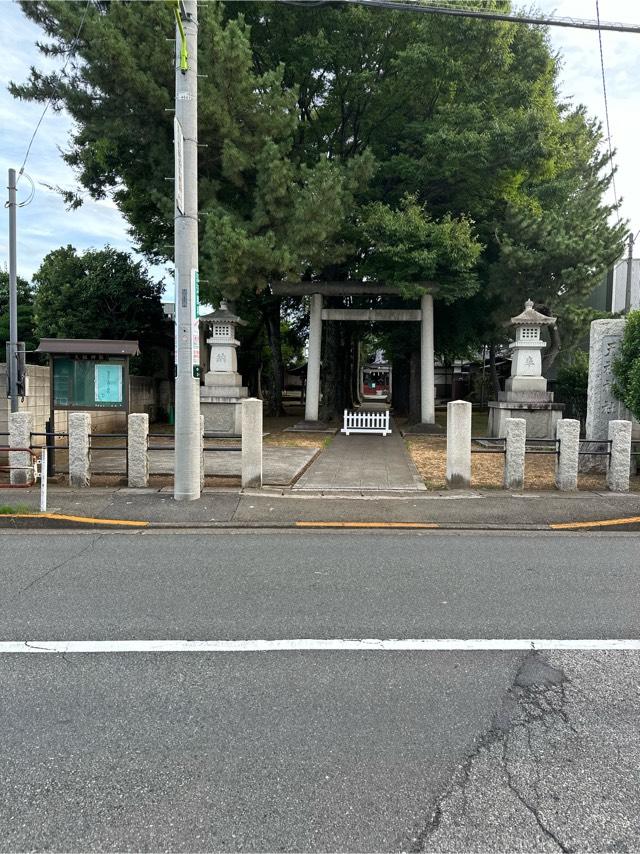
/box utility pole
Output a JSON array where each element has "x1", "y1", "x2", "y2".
[
  {"x1": 173, "y1": 0, "x2": 201, "y2": 501},
  {"x1": 7, "y1": 168, "x2": 18, "y2": 414},
  {"x1": 624, "y1": 232, "x2": 634, "y2": 314}
]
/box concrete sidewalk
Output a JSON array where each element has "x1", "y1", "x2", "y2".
[
  {"x1": 294, "y1": 427, "x2": 425, "y2": 491},
  {"x1": 2, "y1": 485, "x2": 640, "y2": 530}
]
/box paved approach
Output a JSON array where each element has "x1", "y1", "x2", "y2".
[
  {"x1": 294, "y1": 427, "x2": 425, "y2": 491},
  {"x1": 2, "y1": 529, "x2": 640, "y2": 851}
]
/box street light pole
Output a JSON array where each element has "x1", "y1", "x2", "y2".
[
  {"x1": 7, "y1": 168, "x2": 18, "y2": 414},
  {"x1": 624, "y1": 232, "x2": 634, "y2": 314},
  {"x1": 173, "y1": 0, "x2": 201, "y2": 501}
]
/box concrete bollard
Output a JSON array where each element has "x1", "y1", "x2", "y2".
[
  {"x1": 9, "y1": 411, "x2": 33, "y2": 486},
  {"x1": 127, "y1": 413, "x2": 149, "y2": 488},
  {"x1": 68, "y1": 412, "x2": 91, "y2": 487},
  {"x1": 200, "y1": 414, "x2": 205, "y2": 491},
  {"x1": 446, "y1": 400, "x2": 472, "y2": 488},
  {"x1": 607, "y1": 419, "x2": 632, "y2": 492},
  {"x1": 241, "y1": 398, "x2": 262, "y2": 489},
  {"x1": 504, "y1": 418, "x2": 526, "y2": 490},
  {"x1": 555, "y1": 419, "x2": 580, "y2": 491}
]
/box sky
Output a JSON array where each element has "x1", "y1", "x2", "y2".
[{"x1": 1, "y1": 0, "x2": 639, "y2": 296}]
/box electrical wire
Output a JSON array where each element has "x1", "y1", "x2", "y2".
[
  {"x1": 280, "y1": 0, "x2": 640, "y2": 34},
  {"x1": 595, "y1": 0, "x2": 620, "y2": 225},
  {"x1": 16, "y1": 0, "x2": 92, "y2": 189}
]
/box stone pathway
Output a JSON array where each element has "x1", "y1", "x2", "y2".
[
  {"x1": 58, "y1": 445, "x2": 320, "y2": 487},
  {"x1": 293, "y1": 424, "x2": 426, "y2": 492}
]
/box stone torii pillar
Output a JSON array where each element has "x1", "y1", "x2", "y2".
[
  {"x1": 304, "y1": 292, "x2": 323, "y2": 423},
  {"x1": 420, "y1": 293, "x2": 435, "y2": 425}
]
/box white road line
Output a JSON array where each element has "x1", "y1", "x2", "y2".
[{"x1": 0, "y1": 639, "x2": 639, "y2": 653}]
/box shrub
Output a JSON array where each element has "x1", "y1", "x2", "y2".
[{"x1": 613, "y1": 310, "x2": 640, "y2": 421}]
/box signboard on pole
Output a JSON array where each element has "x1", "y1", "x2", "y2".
[
  {"x1": 174, "y1": 117, "x2": 185, "y2": 215},
  {"x1": 192, "y1": 268, "x2": 200, "y2": 377}
]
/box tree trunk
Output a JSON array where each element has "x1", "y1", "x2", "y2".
[
  {"x1": 264, "y1": 297, "x2": 285, "y2": 416},
  {"x1": 542, "y1": 325, "x2": 562, "y2": 374},
  {"x1": 489, "y1": 344, "x2": 501, "y2": 398},
  {"x1": 408, "y1": 349, "x2": 421, "y2": 423}
]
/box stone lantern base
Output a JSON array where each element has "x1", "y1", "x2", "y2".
[
  {"x1": 200, "y1": 373, "x2": 248, "y2": 436},
  {"x1": 488, "y1": 390, "x2": 564, "y2": 439}
]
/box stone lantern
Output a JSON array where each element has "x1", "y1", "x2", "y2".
[
  {"x1": 488, "y1": 299, "x2": 564, "y2": 439},
  {"x1": 199, "y1": 301, "x2": 248, "y2": 436}
]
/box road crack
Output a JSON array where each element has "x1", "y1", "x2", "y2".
[
  {"x1": 17, "y1": 533, "x2": 105, "y2": 595},
  {"x1": 410, "y1": 652, "x2": 580, "y2": 853}
]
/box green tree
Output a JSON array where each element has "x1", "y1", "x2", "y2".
[
  {"x1": 32, "y1": 245, "x2": 167, "y2": 374},
  {"x1": 613, "y1": 310, "x2": 640, "y2": 422},
  {"x1": 12, "y1": 0, "x2": 624, "y2": 413},
  {"x1": 0, "y1": 271, "x2": 37, "y2": 356}
]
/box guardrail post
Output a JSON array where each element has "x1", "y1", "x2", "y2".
[
  {"x1": 446, "y1": 400, "x2": 471, "y2": 488},
  {"x1": 504, "y1": 418, "x2": 526, "y2": 490},
  {"x1": 68, "y1": 412, "x2": 91, "y2": 487},
  {"x1": 241, "y1": 398, "x2": 262, "y2": 489},
  {"x1": 9, "y1": 411, "x2": 33, "y2": 485},
  {"x1": 555, "y1": 419, "x2": 580, "y2": 491},
  {"x1": 200, "y1": 414, "x2": 205, "y2": 490},
  {"x1": 607, "y1": 419, "x2": 632, "y2": 493},
  {"x1": 127, "y1": 413, "x2": 149, "y2": 488}
]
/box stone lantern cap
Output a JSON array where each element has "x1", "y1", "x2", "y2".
[
  {"x1": 200, "y1": 300, "x2": 247, "y2": 326},
  {"x1": 510, "y1": 299, "x2": 556, "y2": 327}
]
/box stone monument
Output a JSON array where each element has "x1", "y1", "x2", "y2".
[
  {"x1": 580, "y1": 317, "x2": 639, "y2": 471},
  {"x1": 199, "y1": 301, "x2": 248, "y2": 436},
  {"x1": 488, "y1": 299, "x2": 563, "y2": 439}
]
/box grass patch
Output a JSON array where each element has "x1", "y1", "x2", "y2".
[{"x1": 0, "y1": 504, "x2": 34, "y2": 515}]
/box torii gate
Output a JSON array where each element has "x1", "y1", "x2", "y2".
[{"x1": 271, "y1": 282, "x2": 435, "y2": 427}]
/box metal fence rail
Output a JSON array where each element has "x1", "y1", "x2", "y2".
[
  {"x1": 470, "y1": 437, "x2": 506, "y2": 454},
  {"x1": 524, "y1": 438, "x2": 560, "y2": 457}
]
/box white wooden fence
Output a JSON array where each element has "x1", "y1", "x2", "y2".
[{"x1": 341, "y1": 409, "x2": 391, "y2": 436}]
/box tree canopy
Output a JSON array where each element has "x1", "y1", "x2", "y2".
[
  {"x1": 11, "y1": 0, "x2": 627, "y2": 411},
  {"x1": 32, "y1": 245, "x2": 167, "y2": 374},
  {"x1": 0, "y1": 271, "x2": 37, "y2": 356}
]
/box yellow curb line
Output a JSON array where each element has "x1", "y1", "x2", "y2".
[
  {"x1": 295, "y1": 521, "x2": 439, "y2": 529},
  {"x1": 1, "y1": 513, "x2": 149, "y2": 527},
  {"x1": 550, "y1": 516, "x2": 640, "y2": 530}
]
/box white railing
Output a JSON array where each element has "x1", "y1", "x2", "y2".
[{"x1": 341, "y1": 409, "x2": 391, "y2": 436}]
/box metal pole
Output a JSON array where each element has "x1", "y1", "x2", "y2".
[
  {"x1": 173, "y1": 0, "x2": 201, "y2": 501},
  {"x1": 40, "y1": 446, "x2": 48, "y2": 513},
  {"x1": 624, "y1": 232, "x2": 634, "y2": 314},
  {"x1": 7, "y1": 168, "x2": 18, "y2": 413}
]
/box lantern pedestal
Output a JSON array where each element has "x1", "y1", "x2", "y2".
[{"x1": 199, "y1": 302, "x2": 248, "y2": 437}]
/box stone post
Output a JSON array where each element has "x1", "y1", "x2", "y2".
[
  {"x1": 127, "y1": 413, "x2": 149, "y2": 488},
  {"x1": 241, "y1": 398, "x2": 262, "y2": 489},
  {"x1": 8, "y1": 411, "x2": 33, "y2": 486},
  {"x1": 446, "y1": 400, "x2": 471, "y2": 488},
  {"x1": 200, "y1": 414, "x2": 205, "y2": 490},
  {"x1": 555, "y1": 419, "x2": 580, "y2": 491},
  {"x1": 68, "y1": 412, "x2": 91, "y2": 487},
  {"x1": 420, "y1": 293, "x2": 436, "y2": 425},
  {"x1": 504, "y1": 418, "x2": 526, "y2": 490},
  {"x1": 304, "y1": 293, "x2": 323, "y2": 422},
  {"x1": 607, "y1": 419, "x2": 632, "y2": 492}
]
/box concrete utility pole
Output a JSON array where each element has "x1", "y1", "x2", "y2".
[
  {"x1": 624, "y1": 232, "x2": 634, "y2": 314},
  {"x1": 7, "y1": 168, "x2": 18, "y2": 414},
  {"x1": 173, "y1": 0, "x2": 201, "y2": 501}
]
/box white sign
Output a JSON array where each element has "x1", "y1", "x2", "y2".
[
  {"x1": 174, "y1": 117, "x2": 184, "y2": 215},
  {"x1": 192, "y1": 269, "x2": 200, "y2": 374}
]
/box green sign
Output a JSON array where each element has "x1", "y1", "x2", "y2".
[
  {"x1": 95, "y1": 363, "x2": 123, "y2": 404},
  {"x1": 53, "y1": 358, "x2": 126, "y2": 409}
]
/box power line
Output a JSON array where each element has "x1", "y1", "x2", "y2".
[
  {"x1": 282, "y1": 0, "x2": 640, "y2": 35},
  {"x1": 16, "y1": 0, "x2": 92, "y2": 187},
  {"x1": 595, "y1": 0, "x2": 620, "y2": 225}
]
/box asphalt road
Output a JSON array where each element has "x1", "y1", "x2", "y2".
[{"x1": 1, "y1": 530, "x2": 640, "y2": 852}]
